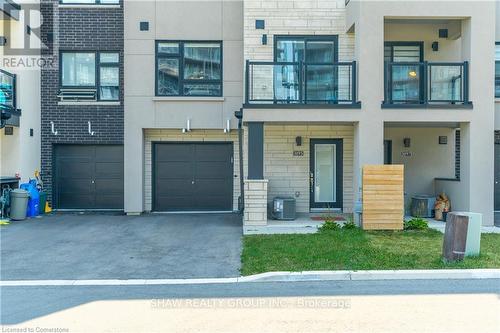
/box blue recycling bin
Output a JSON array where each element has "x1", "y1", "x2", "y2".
[{"x1": 20, "y1": 180, "x2": 39, "y2": 217}]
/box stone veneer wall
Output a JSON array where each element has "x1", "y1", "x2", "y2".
[
  {"x1": 144, "y1": 129, "x2": 241, "y2": 212},
  {"x1": 244, "y1": 0, "x2": 354, "y2": 61},
  {"x1": 263, "y1": 124, "x2": 354, "y2": 213}
]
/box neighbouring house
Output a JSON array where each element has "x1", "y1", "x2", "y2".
[
  {"x1": 0, "y1": 0, "x2": 41, "y2": 184},
  {"x1": 1, "y1": 0, "x2": 498, "y2": 229},
  {"x1": 39, "y1": 0, "x2": 124, "y2": 210}
]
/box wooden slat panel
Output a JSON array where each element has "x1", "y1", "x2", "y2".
[{"x1": 362, "y1": 165, "x2": 404, "y2": 230}]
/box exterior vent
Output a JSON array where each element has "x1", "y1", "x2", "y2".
[{"x1": 57, "y1": 89, "x2": 97, "y2": 102}]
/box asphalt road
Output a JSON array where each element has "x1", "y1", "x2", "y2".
[{"x1": 1, "y1": 279, "x2": 499, "y2": 332}]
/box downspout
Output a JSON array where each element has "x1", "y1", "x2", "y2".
[{"x1": 235, "y1": 109, "x2": 244, "y2": 213}]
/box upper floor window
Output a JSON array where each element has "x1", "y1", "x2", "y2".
[
  {"x1": 274, "y1": 35, "x2": 338, "y2": 63},
  {"x1": 496, "y1": 43, "x2": 500, "y2": 98},
  {"x1": 156, "y1": 41, "x2": 222, "y2": 97},
  {"x1": 0, "y1": 69, "x2": 16, "y2": 110},
  {"x1": 60, "y1": 51, "x2": 119, "y2": 101},
  {"x1": 60, "y1": 0, "x2": 119, "y2": 4}
]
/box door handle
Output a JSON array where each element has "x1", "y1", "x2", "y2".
[{"x1": 310, "y1": 172, "x2": 314, "y2": 192}]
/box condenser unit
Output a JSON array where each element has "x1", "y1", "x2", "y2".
[{"x1": 271, "y1": 197, "x2": 296, "y2": 220}]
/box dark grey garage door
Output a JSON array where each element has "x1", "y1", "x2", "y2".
[
  {"x1": 54, "y1": 145, "x2": 124, "y2": 209},
  {"x1": 154, "y1": 143, "x2": 233, "y2": 211}
]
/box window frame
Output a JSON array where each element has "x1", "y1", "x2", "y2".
[
  {"x1": 59, "y1": 50, "x2": 120, "y2": 101},
  {"x1": 495, "y1": 42, "x2": 500, "y2": 98},
  {"x1": 273, "y1": 35, "x2": 339, "y2": 63},
  {"x1": 59, "y1": 0, "x2": 120, "y2": 5},
  {"x1": 155, "y1": 40, "x2": 223, "y2": 97}
]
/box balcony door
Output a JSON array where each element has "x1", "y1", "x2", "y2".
[
  {"x1": 384, "y1": 42, "x2": 424, "y2": 103},
  {"x1": 274, "y1": 36, "x2": 338, "y2": 104}
]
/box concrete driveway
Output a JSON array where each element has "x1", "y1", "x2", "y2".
[{"x1": 0, "y1": 213, "x2": 242, "y2": 280}]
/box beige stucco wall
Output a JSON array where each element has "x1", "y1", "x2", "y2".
[
  {"x1": 262, "y1": 124, "x2": 354, "y2": 213},
  {"x1": 385, "y1": 22, "x2": 463, "y2": 62},
  {"x1": 124, "y1": 1, "x2": 244, "y2": 213},
  {"x1": 384, "y1": 127, "x2": 456, "y2": 209},
  {"x1": 0, "y1": 10, "x2": 41, "y2": 182},
  {"x1": 143, "y1": 129, "x2": 240, "y2": 212}
]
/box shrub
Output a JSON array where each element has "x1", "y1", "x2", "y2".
[
  {"x1": 320, "y1": 220, "x2": 341, "y2": 232},
  {"x1": 404, "y1": 218, "x2": 429, "y2": 230},
  {"x1": 342, "y1": 221, "x2": 358, "y2": 230}
]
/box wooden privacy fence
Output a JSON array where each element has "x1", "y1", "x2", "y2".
[{"x1": 362, "y1": 165, "x2": 404, "y2": 230}]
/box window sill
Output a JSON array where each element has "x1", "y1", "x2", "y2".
[
  {"x1": 58, "y1": 101, "x2": 121, "y2": 106},
  {"x1": 435, "y1": 177, "x2": 461, "y2": 182},
  {"x1": 153, "y1": 97, "x2": 225, "y2": 102},
  {"x1": 58, "y1": 4, "x2": 120, "y2": 9},
  {"x1": 381, "y1": 102, "x2": 473, "y2": 110}
]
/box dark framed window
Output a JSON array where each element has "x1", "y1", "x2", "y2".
[
  {"x1": 0, "y1": 69, "x2": 16, "y2": 110},
  {"x1": 273, "y1": 35, "x2": 338, "y2": 63},
  {"x1": 273, "y1": 35, "x2": 339, "y2": 104},
  {"x1": 60, "y1": 51, "x2": 120, "y2": 101},
  {"x1": 496, "y1": 42, "x2": 500, "y2": 98},
  {"x1": 156, "y1": 41, "x2": 222, "y2": 97},
  {"x1": 59, "y1": 0, "x2": 119, "y2": 5}
]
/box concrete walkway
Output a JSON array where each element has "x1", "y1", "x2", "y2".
[{"x1": 0, "y1": 213, "x2": 242, "y2": 280}]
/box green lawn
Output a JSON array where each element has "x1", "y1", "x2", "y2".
[{"x1": 241, "y1": 228, "x2": 500, "y2": 276}]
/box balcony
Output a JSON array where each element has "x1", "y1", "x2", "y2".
[
  {"x1": 383, "y1": 62, "x2": 471, "y2": 109},
  {"x1": 244, "y1": 61, "x2": 360, "y2": 108}
]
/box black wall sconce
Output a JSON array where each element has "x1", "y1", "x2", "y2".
[
  {"x1": 432, "y1": 41, "x2": 439, "y2": 52},
  {"x1": 295, "y1": 136, "x2": 302, "y2": 146},
  {"x1": 403, "y1": 138, "x2": 411, "y2": 148},
  {"x1": 261, "y1": 34, "x2": 267, "y2": 45}
]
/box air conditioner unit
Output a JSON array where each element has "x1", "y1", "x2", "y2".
[
  {"x1": 271, "y1": 197, "x2": 296, "y2": 220},
  {"x1": 410, "y1": 195, "x2": 436, "y2": 218}
]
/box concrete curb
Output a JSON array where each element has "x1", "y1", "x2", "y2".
[{"x1": 1, "y1": 269, "x2": 499, "y2": 286}]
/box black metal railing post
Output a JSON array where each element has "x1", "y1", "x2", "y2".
[
  {"x1": 245, "y1": 60, "x2": 250, "y2": 105},
  {"x1": 352, "y1": 61, "x2": 357, "y2": 104},
  {"x1": 463, "y1": 61, "x2": 469, "y2": 104},
  {"x1": 422, "y1": 61, "x2": 428, "y2": 105}
]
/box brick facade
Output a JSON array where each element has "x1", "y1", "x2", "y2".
[{"x1": 40, "y1": 1, "x2": 124, "y2": 205}]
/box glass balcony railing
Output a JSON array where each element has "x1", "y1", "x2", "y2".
[
  {"x1": 245, "y1": 61, "x2": 359, "y2": 107},
  {"x1": 383, "y1": 61, "x2": 470, "y2": 107}
]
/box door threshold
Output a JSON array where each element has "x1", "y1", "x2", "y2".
[{"x1": 310, "y1": 208, "x2": 342, "y2": 213}]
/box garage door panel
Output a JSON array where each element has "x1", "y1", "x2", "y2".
[
  {"x1": 156, "y1": 161, "x2": 192, "y2": 179},
  {"x1": 194, "y1": 196, "x2": 232, "y2": 210},
  {"x1": 195, "y1": 145, "x2": 231, "y2": 161},
  {"x1": 58, "y1": 179, "x2": 92, "y2": 194},
  {"x1": 95, "y1": 194, "x2": 123, "y2": 208},
  {"x1": 94, "y1": 146, "x2": 123, "y2": 161},
  {"x1": 155, "y1": 196, "x2": 194, "y2": 211},
  {"x1": 95, "y1": 179, "x2": 124, "y2": 193},
  {"x1": 95, "y1": 162, "x2": 124, "y2": 178},
  {"x1": 156, "y1": 145, "x2": 193, "y2": 161},
  {"x1": 59, "y1": 195, "x2": 94, "y2": 209},
  {"x1": 154, "y1": 142, "x2": 233, "y2": 211},
  {"x1": 57, "y1": 161, "x2": 92, "y2": 177},
  {"x1": 156, "y1": 179, "x2": 193, "y2": 195},
  {"x1": 195, "y1": 162, "x2": 231, "y2": 178},
  {"x1": 54, "y1": 145, "x2": 124, "y2": 210}
]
